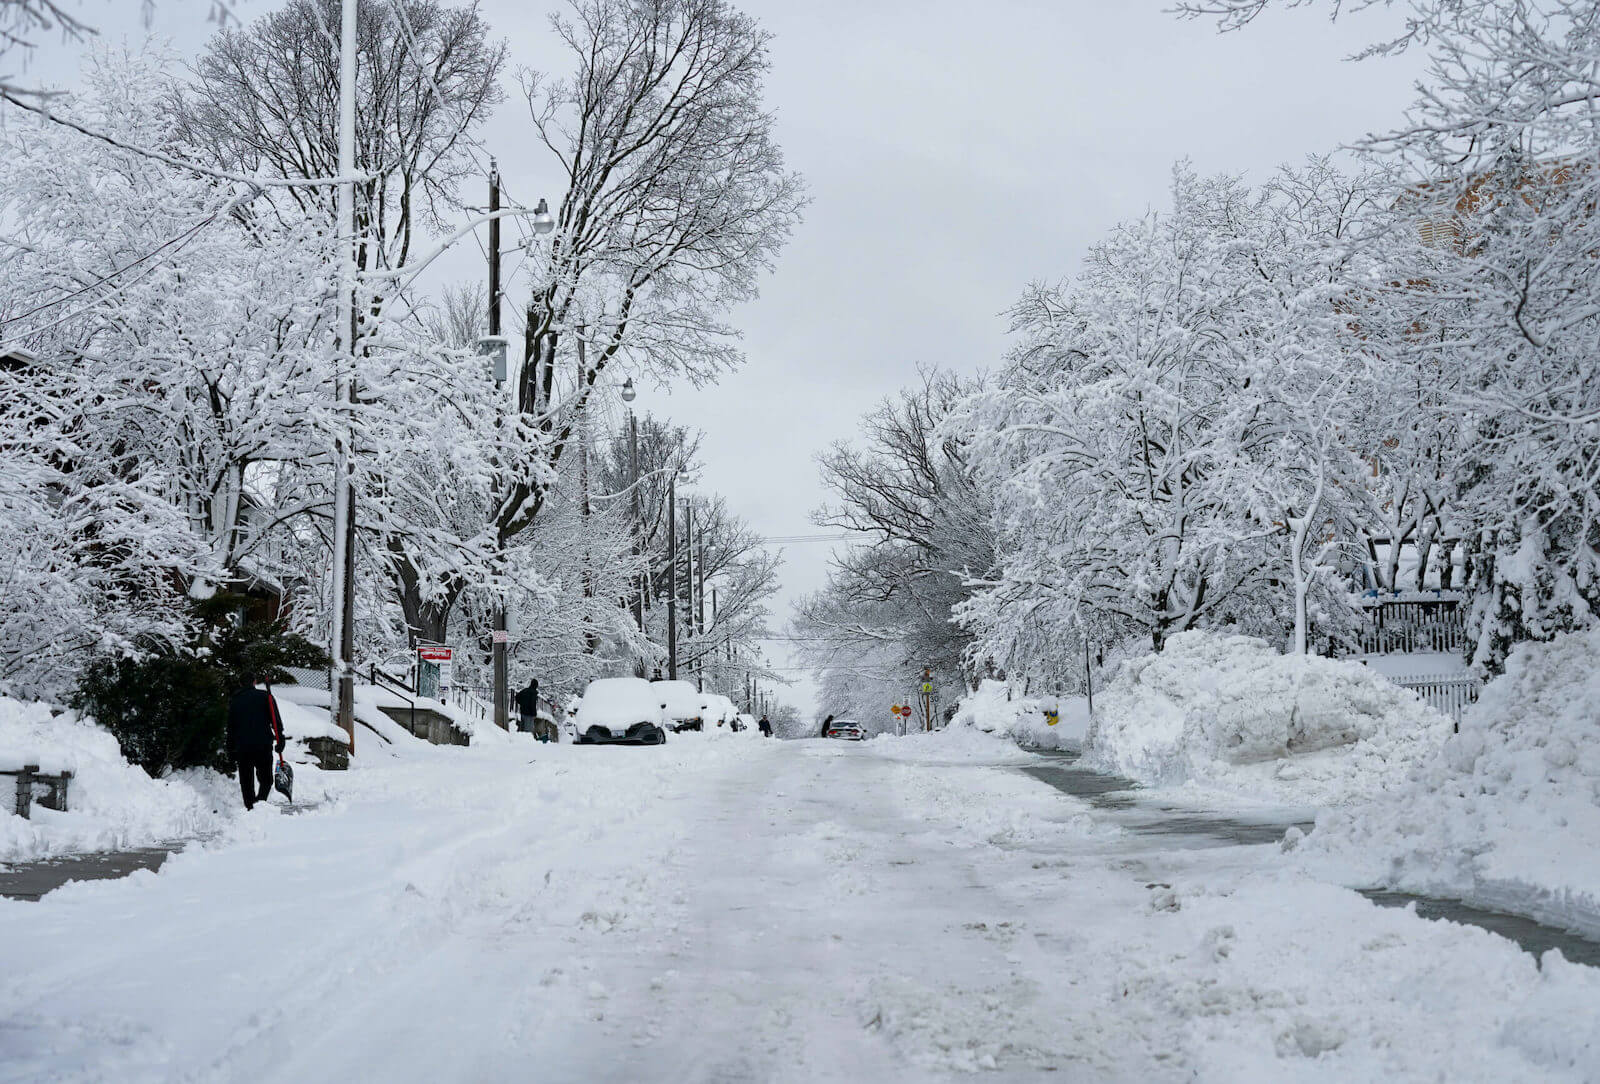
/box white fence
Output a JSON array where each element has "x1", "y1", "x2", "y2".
[
  {"x1": 1358, "y1": 597, "x2": 1467, "y2": 654},
  {"x1": 1389, "y1": 675, "x2": 1480, "y2": 727}
]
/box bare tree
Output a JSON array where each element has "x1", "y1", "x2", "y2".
[
  {"x1": 173, "y1": 0, "x2": 505, "y2": 269},
  {"x1": 798, "y1": 369, "x2": 995, "y2": 711},
  {"x1": 389, "y1": 0, "x2": 804, "y2": 643}
]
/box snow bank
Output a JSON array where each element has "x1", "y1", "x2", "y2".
[
  {"x1": 1086, "y1": 631, "x2": 1452, "y2": 806},
  {"x1": 0, "y1": 697, "x2": 235, "y2": 861},
  {"x1": 1302, "y1": 627, "x2": 1600, "y2": 936},
  {"x1": 948, "y1": 679, "x2": 1090, "y2": 750}
]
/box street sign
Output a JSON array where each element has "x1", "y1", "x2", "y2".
[
  {"x1": 491, "y1": 630, "x2": 510, "y2": 644},
  {"x1": 417, "y1": 646, "x2": 453, "y2": 698}
]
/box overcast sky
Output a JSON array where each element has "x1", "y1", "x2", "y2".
[{"x1": 31, "y1": 0, "x2": 1425, "y2": 715}]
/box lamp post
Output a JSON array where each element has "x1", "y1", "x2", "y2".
[
  {"x1": 486, "y1": 186, "x2": 556, "y2": 731},
  {"x1": 622, "y1": 378, "x2": 643, "y2": 633}
]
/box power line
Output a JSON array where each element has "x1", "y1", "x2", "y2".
[{"x1": 753, "y1": 532, "x2": 856, "y2": 545}]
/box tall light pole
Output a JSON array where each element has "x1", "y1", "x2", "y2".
[
  {"x1": 488, "y1": 162, "x2": 509, "y2": 730},
  {"x1": 622, "y1": 378, "x2": 643, "y2": 635},
  {"x1": 484, "y1": 181, "x2": 554, "y2": 730},
  {"x1": 666, "y1": 472, "x2": 678, "y2": 680},
  {"x1": 328, "y1": 0, "x2": 359, "y2": 751}
]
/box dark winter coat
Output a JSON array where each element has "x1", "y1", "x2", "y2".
[
  {"x1": 227, "y1": 687, "x2": 284, "y2": 754},
  {"x1": 515, "y1": 682, "x2": 540, "y2": 718}
]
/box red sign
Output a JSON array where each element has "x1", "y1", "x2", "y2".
[
  {"x1": 491, "y1": 630, "x2": 510, "y2": 644},
  {"x1": 417, "y1": 646, "x2": 453, "y2": 663}
]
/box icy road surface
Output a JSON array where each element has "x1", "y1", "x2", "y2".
[{"x1": 3, "y1": 730, "x2": 1598, "y2": 1082}]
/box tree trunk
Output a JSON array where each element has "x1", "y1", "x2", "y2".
[{"x1": 388, "y1": 539, "x2": 457, "y2": 645}]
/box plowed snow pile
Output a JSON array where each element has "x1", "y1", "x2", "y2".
[
  {"x1": 1303, "y1": 628, "x2": 1600, "y2": 935},
  {"x1": 1086, "y1": 631, "x2": 1452, "y2": 805},
  {"x1": 0, "y1": 697, "x2": 234, "y2": 861},
  {"x1": 946, "y1": 679, "x2": 1090, "y2": 750}
]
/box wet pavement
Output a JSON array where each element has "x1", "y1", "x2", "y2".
[
  {"x1": 1360, "y1": 890, "x2": 1600, "y2": 968},
  {"x1": 1020, "y1": 748, "x2": 1315, "y2": 845},
  {"x1": 0, "y1": 800, "x2": 325, "y2": 902},
  {"x1": 1021, "y1": 746, "x2": 1600, "y2": 967},
  {"x1": 0, "y1": 845, "x2": 185, "y2": 902}
]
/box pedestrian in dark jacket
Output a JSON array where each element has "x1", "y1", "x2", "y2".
[
  {"x1": 514, "y1": 678, "x2": 540, "y2": 735},
  {"x1": 820, "y1": 714, "x2": 834, "y2": 738},
  {"x1": 227, "y1": 673, "x2": 284, "y2": 810},
  {"x1": 758, "y1": 714, "x2": 772, "y2": 737}
]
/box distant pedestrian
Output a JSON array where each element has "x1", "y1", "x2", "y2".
[
  {"x1": 515, "y1": 678, "x2": 540, "y2": 736},
  {"x1": 758, "y1": 714, "x2": 772, "y2": 737},
  {"x1": 820, "y1": 714, "x2": 834, "y2": 738},
  {"x1": 227, "y1": 673, "x2": 284, "y2": 810}
]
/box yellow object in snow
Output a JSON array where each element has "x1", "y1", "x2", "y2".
[{"x1": 1044, "y1": 708, "x2": 1060, "y2": 727}]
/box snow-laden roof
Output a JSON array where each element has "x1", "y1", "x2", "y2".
[
  {"x1": 651, "y1": 680, "x2": 704, "y2": 721},
  {"x1": 577, "y1": 678, "x2": 660, "y2": 730}
]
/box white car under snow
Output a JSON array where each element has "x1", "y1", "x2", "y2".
[{"x1": 573, "y1": 678, "x2": 667, "y2": 745}]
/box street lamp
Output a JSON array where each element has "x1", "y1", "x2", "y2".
[
  {"x1": 531, "y1": 198, "x2": 556, "y2": 237},
  {"x1": 486, "y1": 187, "x2": 555, "y2": 731},
  {"x1": 613, "y1": 376, "x2": 643, "y2": 638}
]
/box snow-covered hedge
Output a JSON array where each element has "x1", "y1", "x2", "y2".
[
  {"x1": 1085, "y1": 631, "x2": 1452, "y2": 805},
  {"x1": 948, "y1": 679, "x2": 1090, "y2": 749},
  {"x1": 1302, "y1": 628, "x2": 1600, "y2": 935},
  {"x1": 0, "y1": 697, "x2": 234, "y2": 861}
]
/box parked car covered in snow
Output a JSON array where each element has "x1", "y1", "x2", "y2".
[
  {"x1": 824, "y1": 720, "x2": 866, "y2": 741},
  {"x1": 651, "y1": 680, "x2": 706, "y2": 732},
  {"x1": 703, "y1": 693, "x2": 739, "y2": 728},
  {"x1": 574, "y1": 678, "x2": 666, "y2": 745}
]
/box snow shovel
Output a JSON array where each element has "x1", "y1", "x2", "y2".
[{"x1": 273, "y1": 757, "x2": 294, "y2": 803}]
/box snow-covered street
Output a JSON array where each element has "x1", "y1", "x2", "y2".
[{"x1": 6, "y1": 733, "x2": 1598, "y2": 1083}]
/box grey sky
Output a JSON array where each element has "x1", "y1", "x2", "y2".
[{"x1": 29, "y1": 0, "x2": 1424, "y2": 714}]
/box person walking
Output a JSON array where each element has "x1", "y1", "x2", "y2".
[
  {"x1": 758, "y1": 714, "x2": 772, "y2": 737},
  {"x1": 227, "y1": 673, "x2": 284, "y2": 811},
  {"x1": 515, "y1": 678, "x2": 540, "y2": 736}
]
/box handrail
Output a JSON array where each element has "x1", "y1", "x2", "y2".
[{"x1": 368, "y1": 664, "x2": 418, "y2": 737}]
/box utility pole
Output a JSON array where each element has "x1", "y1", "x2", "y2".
[
  {"x1": 1084, "y1": 639, "x2": 1095, "y2": 719},
  {"x1": 685, "y1": 498, "x2": 695, "y2": 690},
  {"x1": 666, "y1": 473, "x2": 678, "y2": 680},
  {"x1": 489, "y1": 162, "x2": 509, "y2": 731},
  {"x1": 328, "y1": 0, "x2": 358, "y2": 753},
  {"x1": 577, "y1": 337, "x2": 599, "y2": 656},
  {"x1": 694, "y1": 507, "x2": 705, "y2": 692},
  {"x1": 629, "y1": 410, "x2": 642, "y2": 629}
]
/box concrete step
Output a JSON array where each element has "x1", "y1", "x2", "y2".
[{"x1": 375, "y1": 705, "x2": 469, "y2": 746}]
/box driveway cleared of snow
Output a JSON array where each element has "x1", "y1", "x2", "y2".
[{"x1": 2, "y1": 733, "x2": 1597, "y2": 1082}]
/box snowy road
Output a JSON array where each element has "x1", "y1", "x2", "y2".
[{"x1": 3, "y1": 733, "x2": 1598, "y2": 1082}]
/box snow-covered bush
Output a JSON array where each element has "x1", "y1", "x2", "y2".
[
  {"x1": 1303, "y1": 628, "x2": 1600, "y2": 929},
  {"x1": 948, "y1": 679, "x2": 1090, "y2": 750},
  {"x1": 1086, "y1": 631, "x2": 1452, "y2": 804},
  {"x1": 0, "y1": 697, "x2": 234, "y2": 861}
]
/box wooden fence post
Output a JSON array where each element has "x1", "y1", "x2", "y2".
[{"x1": 15, "y1": 765, "x2": 36, "y2": 820}]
